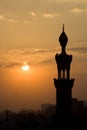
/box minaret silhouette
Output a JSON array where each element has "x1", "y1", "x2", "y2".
[{"x1": 54, "y1": 25, "x2": 75, "y2": 116}]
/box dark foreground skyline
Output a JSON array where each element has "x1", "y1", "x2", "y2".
[{"x1": 0, "y1": 100, "x2": 87, "y2": 130}]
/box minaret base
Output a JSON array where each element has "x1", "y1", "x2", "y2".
[{"x1": 54, "y1": 79, "x2": 75, "y2": 116}]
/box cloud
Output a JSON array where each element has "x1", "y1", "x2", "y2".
[
  {"x1": 48, "y1": 0, "x2": 87, "y2": 3},
  {"x1": 5, "y1": 63, "x2": 22, "y2": 68},
  {"x1": 0, "y1": 13, "x2": 31, "y2": 25},
  {"x1": 71, "y1": 8, "x2": 87, "y2": 13},
  {"x1": 0, "y1": 48, "x2": 57, "y2": 68},
  {"x1": 43, "y1": 13, "x2": 59, "y2": 18},
  {"x1": 30, "y1": 12, "x2": 36, "y2": 17},
  {"x1": 0, "y1": 12, "x2": 59, "y2": 25},
  {"x1": 0, "y1": 15, "x2": 5, "y2": 21},
  {"x1": 0, "y1": 44, "x2": 87, "y2": 67},
  {"x1": 24, "y1": 20, "x2": 31, "y2": 24},
  {"x1": 0, "y1": 14, "x2": 19, "y2": 24},
  {"x1": 68, "y1": 46, "x2": 87, "y2": 53},
  {"x1": 7, "y1": 18, "x2": 18, "y2": 24},
  {"x1": 30, "y1": 11, "x2": 38, "y2": 20},
  {"x1": 0, "y1": 44, "x2": 87, "y2": 68}
]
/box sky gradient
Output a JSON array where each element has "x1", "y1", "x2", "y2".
[{"x1": 0, "y1": 0, "x2": 87, "y2": 111}]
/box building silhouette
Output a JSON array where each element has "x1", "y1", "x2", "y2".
[{"x1": 54, "y1": 25, "x2": 75, "y2": 116}]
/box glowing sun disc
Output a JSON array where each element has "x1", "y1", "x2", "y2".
[{"x1": 21, "y1": 64, "x2": 30, "y2": 71}]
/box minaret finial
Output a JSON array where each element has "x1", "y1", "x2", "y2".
[{"x1": 63, "y1": 24, "x2": 64, "y2": 32}]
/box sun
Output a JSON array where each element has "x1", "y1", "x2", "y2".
[{"x1": 21, "y1": 63, "x2": 30, "y2": 71}]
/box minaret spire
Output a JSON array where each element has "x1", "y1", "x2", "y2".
[
  {"x1": 59, "y1": 24, "x2": 68, "y2": 54},
  {"x1": 63, "y1": 24, "x2": 64, "y2": 32}
]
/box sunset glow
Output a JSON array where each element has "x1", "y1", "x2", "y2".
[{"x1": 21, "y1": 63, "x2": 30, "y2": 71}]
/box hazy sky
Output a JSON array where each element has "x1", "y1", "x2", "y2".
[{"x1": 0, "y1": 0, "x2": 87, "y2": 111}]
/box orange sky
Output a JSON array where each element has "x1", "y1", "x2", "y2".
[{"x1": 0, "y1": 0, "x2": 87, "y2": 111}]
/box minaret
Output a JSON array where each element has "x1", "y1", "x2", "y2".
[{"x1": 54, "y1": 25, "x2": 75, "y2": 116}]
